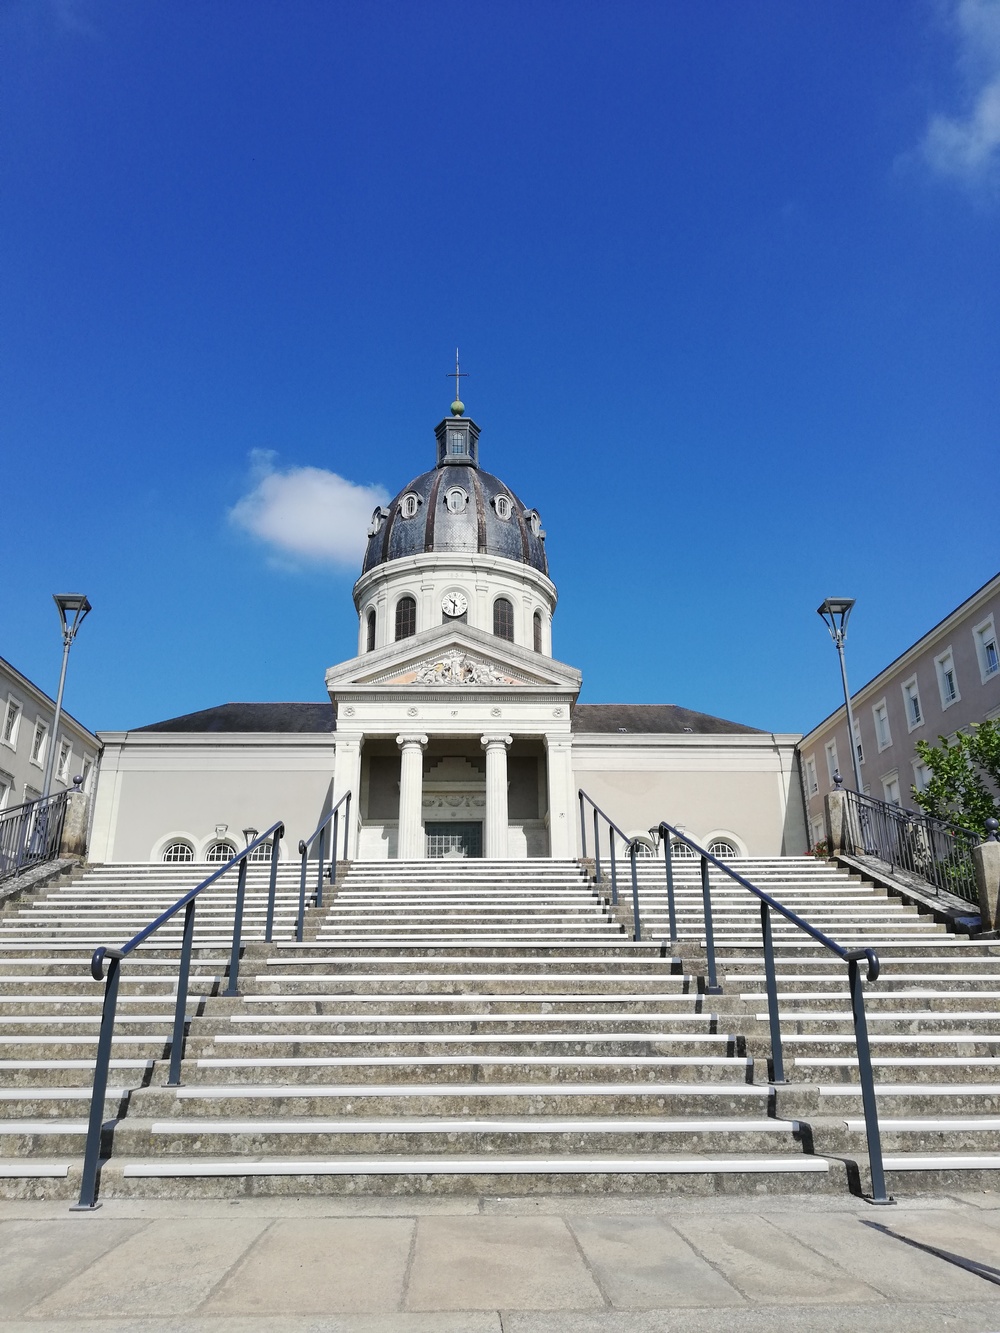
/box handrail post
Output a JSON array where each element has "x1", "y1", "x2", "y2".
[
  {"x1": 700, "y1": 854, "x2": 722, "y2": 994},
  {"x1": 629, "y1": 842, "x2": 642, "y2": 941},
  {"x1": 296, "y1": 840, "x2": 308, "y2": 943},
  {"x1": 223, "y1": 857, "x2": 248, "y2": 997},
  {"x1": 264, "y1": 836, "x2": 280, "y2": 943},
  {"x1": 593, "y1": 809, "x2": 602, "y2": 884},
  {"x1": 760, "y1": 900, "x2": 785, "y2": 1083},
  {"x1": 849, "y1": 957, "x2": 893, "y2": 1204},
  {"x1": 316, "y1": 827, "x2": 326, "y2": 909},
  {"x1": 167, "y1": 898, "x2": 196, "y2": 1085},
  {"x1": 72, "y1": 955, "x2": 121, "y2": 1210},
  {"x1": 609, "y1": 830, "x2": 618, "y2": 905},
  {"x1": 662, "y1": 833, "x2": 677, "y2": 944},
  {"x1": 343, "y1": 792, "x2": 351, "y2": 860},
  {"x1": 331, "y1": 811, "x2": 339, "y2": 888},
  {"x1": 579, "y1": 792, "x2": 587, "y2": 859}
]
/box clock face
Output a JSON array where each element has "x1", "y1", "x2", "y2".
[{"x1": 441, "y1": 592, "x2": 468, "y2": 617}]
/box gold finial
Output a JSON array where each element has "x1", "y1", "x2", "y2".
[{"x1": 447, "y1": 347, "x2": 467, "y2": 415}]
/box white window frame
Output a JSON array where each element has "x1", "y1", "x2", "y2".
[
  {"x1": 872, "y1": 699, "x2": 891, "y2": 752},
  {"x1": 55, "y1": 737, "x2": 72, "y2": 784},
  {"x1": 81, "y1": 756, "x2": 94, "y2": 792},
  {"x1": 29, "y1": 718, "x2": 48, "y2": 769},
  {"x1": 804, "y1": 755, "x2": 819, "y2": 796},
  {"x1": 934, "y1": 646, "x2": 961, "y2": 710},
  {"x1": 881, "y1": 771, "x2": 901, "y2": 806},
  {"x1": 810, "y1": 816, "x2": 825, "y2": 850},
  {"x1": 973, "y1": 614, "x2": 999, "y2": 684},
  {"x1": 852, "y1": 719, "x2": 865, "y2": 766},
  {"x1": 399, "y1": 491, "x2": 421, "y2": 519},
  {"x1": 912, "y1": 757, "x2": 931, "y2": 793},
  {"x1": 1, "y1": 696, "x2": 21, "y2": 750},
  {"x1": 901, "y1": 675, "x2": 923, "y2": 733},
  {"x1": 824, "y1": 739, "x2": 839, "y2": 784},
  {"x1": 0, "y1": 768, "x2": 13, "y2": 810}
]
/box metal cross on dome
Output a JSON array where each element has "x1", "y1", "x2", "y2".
[{"x1": 447, "y1": 348, "x2": 468, "y2": 405}]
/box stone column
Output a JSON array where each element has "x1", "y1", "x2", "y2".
[
  {"x1": 824, "y1": 785, "x2": 848, "y2": 856},
  {"x1": 481, "y1": 734, "x2": 513, "y2": 859},
  {"x1": 544, "y1": 734, "x2": 575, "y2": 859},
  {"x1": 974, "y1": 822, "x2": 1000, "y2": 931},
  {"x1": 58, "y1": 786, "x2": 90, "y2": 859},
  {"x1": 396, "y1": 734, "x2": 428, "y2": 860}
]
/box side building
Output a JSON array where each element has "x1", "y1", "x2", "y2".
[
  {"x1": 800, "y1": 573, "x2": 1000, "y2": 846},
  {"x1": 0, "y1": 655, "x2": 100, "y2": 810}
]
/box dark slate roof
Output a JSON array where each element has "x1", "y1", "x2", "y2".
[
  {"x1": 136, "y1": 703, "x2": 335, "y2": 733},
  {"x1": 362, "y1": 465, "x2": 548, "y2": 577},
  {"x1": 570, "y1": 704, "x2": 764, "y2": 735}
]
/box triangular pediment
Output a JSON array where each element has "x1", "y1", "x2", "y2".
[{"x1": 325, "y1": 623, "x2": 581, "y2": 694}]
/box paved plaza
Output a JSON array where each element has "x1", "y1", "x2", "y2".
[{"x1": 2, "y1": 1190, "x2": 1000, "y2": 1331}]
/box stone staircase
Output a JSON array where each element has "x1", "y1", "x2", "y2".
[{"x1": 1, "y1": 855, "x2": 999, "y2": 1199}]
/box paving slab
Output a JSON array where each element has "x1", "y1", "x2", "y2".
[
  {"x1": 669, "y1": 1214, "x2": 883, "y2": 1305},
  {"x1": 202, "y1": 1218, "x2": 414, "y2": 1315},
  {"x1": 0, "y1": 1217, "x2": 146, "y2": 1316},
  {"x1": 0, "y1": 1319, "x2": 501, "y2": 1332},
  {"x1": 24, "y1": 1216, "x2": 270, "y2": 1318},
  {"x1": 500, "y1": 1305, "x2": 1000, "y2": 1332},
  {"x1": 406, "y1": 1215, "x2": 604, "y2": 1311},
  {"x1": 567, "y1": 1215, "x2": 743, "y2": 1309}
]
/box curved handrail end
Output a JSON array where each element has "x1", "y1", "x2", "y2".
[
  {"x1": 90, "y1": 946, "x2": 125, "y2": 982},
  {"x1": 298, "y1": 839, "x2": 308, "y2": 855}
]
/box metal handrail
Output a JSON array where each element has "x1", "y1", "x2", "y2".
[
  {"x1": 73, "y1": 820, "x2": 285, "y2": 1211},
  {"x1": 293, "y1": 790, "x2": 352, "y2": 943},
  {"x1": 0, "y1": 788, "x2": 71, "y2": 883},
  {"x1": 657, "y1": 818, "x2": 892, "y2": 1205},
  {"x1": 578, "y1": 790, "x2": 673, "y2": 942}
]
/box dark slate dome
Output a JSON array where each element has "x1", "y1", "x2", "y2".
[{"x1": 361, "y1": 412, "x2": 548, "y2": 577}]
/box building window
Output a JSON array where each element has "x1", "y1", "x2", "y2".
[
  {"x1": 852, "y1": 720, "x2": 865, "y2": 765},
  {"x1": 873, "y1": 700, "x2": 891, "y2": 751},
  {"x1": 824, "y1": 739, "x2": 839, "y2": 783},
  {"x1": 493, "y1": 597, "x2": 514, "y2": 641},
  {"x1": 935, "y1": 648, "x2": 960, "y2": 709},
  {"x1": 444, "y1": 486, "x2": 469, "y2": 513},
  {"x1": 494, "y1": 494, "x2": 512, "y2": 520},
  {"x1": 533, "y1": 610, "x2": 543, "y2": 654},
  {"x1": 2, "y1": 697, "x2": 21, "y2": 749},
  {"x1": 367, "y1": 506, "x2": 388, "y2": 536},
  {"x1": 399, "y1": 492, "x2": 421, "y2": 519},
  {"x1": 882, "y1": 773, "x2": 901, "y2": 806},
  {"x1": 395, "y1": 596, "x2": 417, "y2": 640},
  {"x1": 805, "y1": 755, "x2": 819, "y2": 796},
  {"x1": 901, "y1": 676, "x2": 923, "y2": 731},
  {"x1": 81, "y1": 757, "x2": 93, "y2": 792},
  {"x1": 0, "y1": 769, "x2": 12, "y2": 810},
  {"x1": 447, "y1": 429, "x2": 465, "y2": 456},
  {"x1": 524, "y1": 509, "x2": 543, "y2": 538},
  {"x1": 56, "y1": 739, "x2": 72, "y2": 784},
  {"x1": 913, "y1": 758, "x2": 931, "y2": 792},
  {"x1": 708, "y1": 840, "x2": 738, "y2": 859},
  {"x1": 366, "y1": 608, "x2": 376, "y2": 653},
  {"x1": 206, "y1": 841, "x2": 237, "y2": 862},
  {"x1": 162, "y1": 842, "x2": 194, "y2": 863},
  {"x1": 248, "y1": 839, "x2": 274, "y2": 863},
  {"x1": 671, "y1": 840, "x2": 696, "y2": 859},
  {"x1": 974, "y1": 616, "x2": 999, "y2": 683},
  {"x1": 30, "y1": 720, "x2": 48, "y2": 767}
]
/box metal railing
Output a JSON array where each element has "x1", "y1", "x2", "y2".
[
  {"x1": 0, "y1": 788, "x2": 70, "y2": 884},
  {"x1": 73, "y1": 821, "x2": 285, "y2": 1210},
  {"x1": 658, "y1": 818, "x2": 892, "y2": 1205},
  {"x1": 578, "y1": 790, "x2": 678, "y2": 942},
  {"x1": 294, "y1": 791, "x2": 352, "y2": 942},
  {"x1": 839, "y1": 783, "x2": 979, "y2": 904}
]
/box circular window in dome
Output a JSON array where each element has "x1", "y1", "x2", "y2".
[
  {"x1": 367, "y1": 506, "x2": 389, "y2": 536},
  {"x1": 525, "y1": 509, "x2": 543, "y2": 537},
  {"x1": 444, "y1": 487, "x2": 469, "y2": 514},
  {"x1": 399, "y1": 492, "x2": 421, "y2": 519},
  {"x1": 493, "y1": 494, "x2": 512, "y2": 521}
]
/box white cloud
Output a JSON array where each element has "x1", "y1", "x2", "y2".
[
  {"x1": 230, "y1": 450, "x2": 390, "y2": 569},
  {"x1": 920, "y1": 0, "x2": 1000, "y2": 187}
]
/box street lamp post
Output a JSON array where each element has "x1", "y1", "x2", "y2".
[
  {"x1": 816, "y1": 597, "x2": 864, "y2": 795},
  {"x1": 41, "y1": 594, "x2": 92, "y2": 800}
]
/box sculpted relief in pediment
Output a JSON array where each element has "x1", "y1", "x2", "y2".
[{"x1": 382, "y1": 650, "x2": 522, "y2": 687}]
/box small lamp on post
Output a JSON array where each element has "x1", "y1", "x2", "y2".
[
  {"x1": 817, "y1": 597, "x2": 864, "y2": 795},
  {"x1": 243, "y1": 827, "x2": 259, "y2": 850},
  {"x1": 41, "y1": 594, "x2": 92, "y2": 800}
]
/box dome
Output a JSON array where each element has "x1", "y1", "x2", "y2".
[{"x1": 361, "y1": 414, "x2": 548, "y2": 577}]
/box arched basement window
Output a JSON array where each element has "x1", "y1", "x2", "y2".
[
  {"x1": 493, "y1": 597, "x2": 514, "y2": 642},
  {"x1": 206, "y1": 841, "x2": 237, "y2": 863},
  {"x1": 533, "y1": 610, "x2": 543, "y2": 653},
  {"x1": 366, "y1": 608, "x2": 376, "y2": 652},
  {"x1": 708, "y1": 840, "x2": 738, "y2": 859},
  {"x1": 671, "y1": 840, "x2": 697, "y2": 859},
  {"x1": 162, "y1": 842, "x2": 194, "y2": 863},
  {"x1": 248, "y1": 840, "x2": 274, "y2": 863},
  {"x1": 395, "y1": 595, "x2": 417, "y2": 640}
]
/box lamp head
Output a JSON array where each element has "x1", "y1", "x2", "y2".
[
  {"x1": 243, "y1": 826, "x2": 259, "y2": 846},
  {"x1": 647, "y1": 826, "x2": 661, "y2": 851},
  {"x1": 817, "y1": 597, "x2": 855, "y2": 645},
  {"x1": 53, "y1": 594, "x2": 92, "y2": 643}
]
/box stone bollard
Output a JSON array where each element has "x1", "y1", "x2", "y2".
[
  {"x1": 824, "y1": 775, "x2": 848, "y2": 856},
  {"x1": 58, "y1": 780, "x2": 90, "y2": 859},
  {"x1": 973, "y1": 818, "x2": 1000, "y2": 931}
]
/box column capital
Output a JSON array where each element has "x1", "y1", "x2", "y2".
[
  {"x1": 396, "y1": 734, "x2": 428, "y2": 751},
  {"x1": 481, "y1": 734, "x2": 513, "y2": 751}
]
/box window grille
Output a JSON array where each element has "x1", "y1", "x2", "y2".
[
  {"x1": 206, "y1": 841, "x2": 237, "y2": 862},
  {"x1": 2, "y1": 700, "x2": 20, "y2": 745},
  {"x1": 31, "y1": 723, "x2": 47, "y2": 764},
  {"x1": 395, "y1": 596, "x2": 416, "y2": 640},
  {"x1": 708, "y1": 840, "x2": 738, "y2": 859},
  {"x1": 671, "y1": 840, "x2": 696, "y2": 859},
  {"x1": 494, "y1": 494, "x2": 512, "y2": 520},
  {"x1": 163, "y1": 842, "x2": 194, "y2": 863},
  {"x1": 248, "y1": 840, "x2": 273, "y2": 863},
  {"x1": 493, "y1": 597, "x2": 514, "y2": 641}
]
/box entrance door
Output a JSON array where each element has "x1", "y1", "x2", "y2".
[{"x1": 425, "y1": 822, "x2": 483, "y2": 858}]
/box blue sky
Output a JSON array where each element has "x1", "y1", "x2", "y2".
[{"x1": 2, "y1": 0, "x2": 998, "y2": 735}]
